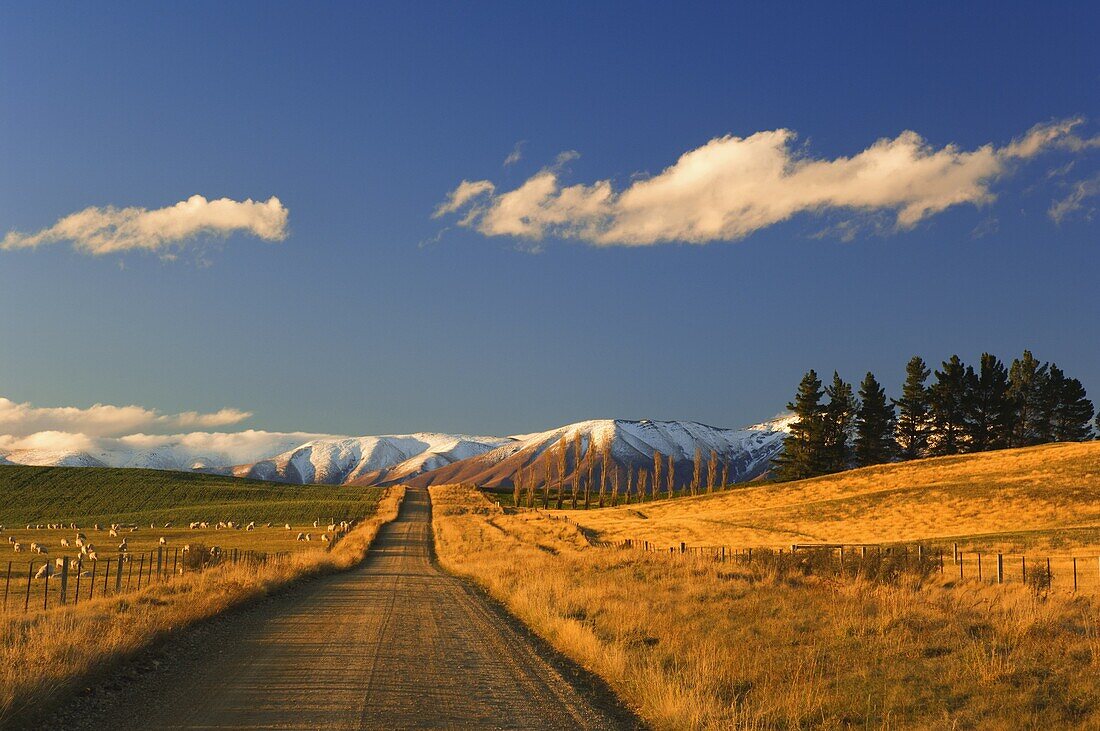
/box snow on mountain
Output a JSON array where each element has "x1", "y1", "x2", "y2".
[
  {"x1": 406, "y1": 416, "x2": 793, "y2": 489},
  {"x1": 234, "y1": 433, "x2": 514, "y2": 485}
]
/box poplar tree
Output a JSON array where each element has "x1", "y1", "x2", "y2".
[
  {"x1": 584, "y1": 445, "x2": 595, "y2": 508},
  {"x1": 691, "y1": 447, "x2": 702, "y2": 496},
  {"x1": 893, "y1": 356, "x2": 932, "y2": 460},
  {"x1": 599, "y1": 450, "x2": 609, "y2": 508},
  {"x1": 652, "y1": 451, "x2": 663, "y2": 502},
  {"x1": 570, "y1": 433, "x2": 582, "y2": 508},
  {"x1": 667, "y1": 454, "x2": 675, "y2": 499},
  {"x1": 854, "y1": 371, "x2": 895, "y2": 467},
  {"x1": 720, "y1": 462, "x2": 729, "y2": 490},
  {"x1": 555, "y1": 436, "x2": 567, "y2": 509},
  {"x1": 771, "y1": 369, "x2": 826, "y2": 481},
  {"x1": 638, "y1": 469, "x2": 649, "y2": 502},
  {"x1": 707, "y1": 450, "x2": 718, "y2": 493},
  {"x1": 966, "y1": 353, "x2": 1012, "y2": 452},
  {"x1": 929, "y1": 355, "x2": 971, "y2": 455}
]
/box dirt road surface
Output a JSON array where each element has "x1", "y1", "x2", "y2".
[{"x1": 46, "y1": 487, "x2": 638, "y2": 730}]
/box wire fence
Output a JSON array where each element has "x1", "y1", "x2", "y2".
[
  {"x1": 0, "y1": 546, "x2": 290, "y2": 615},
  {"x1": 542, "y1": 512, "x2": 1100, "y2": 594}
]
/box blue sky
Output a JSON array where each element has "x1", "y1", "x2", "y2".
[{"x1": 1, "y1": 2, "x2": 1098, "y2": 439}]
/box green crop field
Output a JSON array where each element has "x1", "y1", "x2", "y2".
[{"x1": 0, "y1": 465, "x2": 383, "y2": 526}]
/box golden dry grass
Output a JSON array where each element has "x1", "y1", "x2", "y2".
[
  {"x1": 433, "y1": 484, "x2": 1100, "y2": 730},
  {"x1": 552, "y1": 441, "x2": 1100, "y2": 556},
  {"x1": 0, "y1": 486, "x2": 405, "y2": 724}
]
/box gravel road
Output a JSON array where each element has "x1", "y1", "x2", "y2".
[{"x1": 41, "y1": 487, "x2": 638, "y2": 730}]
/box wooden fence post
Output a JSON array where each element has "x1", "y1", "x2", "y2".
[
  {"x1": 74, "y1": 563, "x2": 81, "y2": 606},
  {"x1": 996, "y1": 553, "x2": 1003, "y2": 584},
  {"x1": 24, "y1": 560, "x2": 32, "y2": 612},
  {"x1": 60, "y1": 556, "x2": 69, "y2": 605},
  {"x1": 1073, "y1": 557, "x2": 1078, "y2": 592},
  {"x1": 953, "y1": 542, "x2": 958, "y2": 564},
  {"x1": 680, "y1": 542, "x2": 685, "y2": 554},
  {"x1": 157, "y1": 547, "x2": 163, "y2": 580},
  {"x1": 1021, "y1": 556, "x2": 1026, "y2": 583},
  {"x1": 89, "y1": 560, "x2": 96, "y2": 601},
  {"x1": 978, "y1": 552, "x2": 983, "y2": 581},
  {"x1": 43, "y1": 567, "x2": 50, "y2": 610},
  {"x1": 173, "y1": 547, "x2": 179, "y2": 576},
  {"x1": 116, "y1": 555, "x2": 124, "y2": 593},
  {"x1": 958, "y1": 552, "x2": 964, "y2": 579}
]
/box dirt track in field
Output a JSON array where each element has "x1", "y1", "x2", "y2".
[{"x1": 43, "y1": 487, "x2": 636, "y2": 730}]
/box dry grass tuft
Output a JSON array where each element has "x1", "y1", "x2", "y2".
[
  {"x1": 0, "y1": 486, "x2": 404, "y2": 724},
  {"x1": 433, "y1": 484, "x2": 1100, "y2": 730}
]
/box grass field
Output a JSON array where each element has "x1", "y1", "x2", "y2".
[
  {"x1": 434, "y1": 484, "x2": 1100, "y2": 730},
  {"x1": 0, "y1": 465, "x2": 381, "y2": 527},
  {"x1": 549, "y1": 441, "x2": 1100, "y2": 557},
  {"x1": 1, "y1": 485, "x2": 405, "y2": 724}
]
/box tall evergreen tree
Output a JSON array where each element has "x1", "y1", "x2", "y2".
[
  {"x1": 929, "y1": 355, "x2": 971, "y2": 455},
  {"x1": 1008, "y1": 350, "x2": 1052, "y2": 447},
  {"x1": 854, "y1": 371, "x2": 895, "y2": 466},
  {"x1": 1047, "y1": 365, "x2": 1095, "y2": 441},
  {"x1": 821, "y1": 372, "x2": 857, "y2": 473},
  {"x1": 965, "y1": 353, "x2": 1013, "y2": 452},
  {"x1": 772, "y1": 370, "x2": 826, "y2": 481},
  {"x1": 893, "y1": 356, "x2": 932, "y2": 460}
]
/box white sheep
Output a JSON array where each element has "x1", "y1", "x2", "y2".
[
  {"x1": 200, "y1": 521, "x2": 208, "y2": 528},
  {"x1": 245, "y1": 522, "x2": 255, "y2": 531},
  {"x1": 189, "y1": 521, "x2": 200, "y2": 529},
  {"x1": 13, "y1": 543, "x2": 22, "y2": 552},
  {"x1": 34, "y1": 563, "x2": 55, "y2": 579},
  {"x1": 296, "y1": 532, "x2": 305, "y2": 541},
  {"x1": 312, "y1": 520, "x2": 319, "y2": 528},
  {"x1": 86, "y1": 550, "x2": 98, "y2": 561},
  {"x1": 321, "y1": 534, "x2": 331, "y2": 543},
  {"x1": 76, "y1": 531, "x2": 87, "y2": 540},
  {"x1": 109, "y1": 528, "x2": 118, "y2": 538},
  {"x1": 117, "y1": 539, "x2": 128, "y2": 552},
  {"x1": 75, "y1": 538, "x2": 84, "y2": 548},
  {"x1": 93, "y1": 523, "x2": 101, "y2": 531},
  {"x1": 159, "y1": 537, "x2": 167, "y2": 545},
  {"x1": 60, "y1": 538, "x2": 70, "y2": 547},
  {"x1": 7, "y1": 536, "x2": 14, "y2": 544},
  {"x1": 284, "y1": 523, "x2": 291, "y2": 530},
  {"x1": 305, "y1": 533, "x2": 312, "y2": 542},
  {"x1": 163, "y1": 522, "x2": 172, "y2": 528}
]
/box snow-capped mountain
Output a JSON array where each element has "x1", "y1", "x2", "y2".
[
  {"x1": 233, "y1": 433, "x2": 514, "y2": 484},
  {"x1": 0, "y1": 416, "x2": 794, "y2": 489},
  {"x1": 405, "y1": 416, "x2": 794, "y2": 489}
]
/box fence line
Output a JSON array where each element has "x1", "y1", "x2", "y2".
[
  {"x1": 0, "y1": 546, "x2": 291, "y2": 616},
  {"x1": 540, "y1": 511, "x2": 1100, "y2": 594}
]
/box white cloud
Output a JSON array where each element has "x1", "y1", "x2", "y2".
[
  {"x1": 1049, "y1": 173, "x2": 1100, "y2": 224},
  {"x1": 432, "y1": 180, "x2": 496, "y2": 219},
  {"x1": 0, "y1": 396, "x2": 251, "y2": 438},
  {"x1": 2, "y1": 195, "x2": 288, "y2": 255},
  {"x1": 503, "y1": 140, "x2": 526, "y2": 167},
  {"x1": 437, "y1": 119, "x2": 1094, "y2": 246}
]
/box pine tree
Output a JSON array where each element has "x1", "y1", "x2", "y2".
[
  {"x1": 771, "y1": 369, "x2": 826, "y2": 481},
  {"x1": 1008, "y1": 350, "x2": 1052, "y2": 447},
  {"x1": 965, "y1": 353, "x2": 1013, "y2": 452},
  {"x1": 854, "y1": 371, "x2": 895, "y2": 466},
  {"x1": 821, "y1": 372, "x2": 857, "y2": 473},
  {"x1": 893, "y1": 356, "x2": 932, "y2": 460},
  {"x1": 1047, "y1": 365, "x2": 1095, "y2": 441},
  {"x1": 929, "y1": 355, "x2": 971, "y2": 455}
]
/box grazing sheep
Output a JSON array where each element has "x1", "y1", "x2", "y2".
[
  {"x1": 93, "y1": 523, "x2": 101, "y2": 531},
  {"x1": 34, "y1": 563, "x2": 55, "y2": 579},
  {"x1": 76, "y1": 531, "x2": 87, "y2": 540},
  {"x1": 109, "y1": 528, "x2": 118, "y2": 537},
  {"x1": 117, "y1": 539, "x2": 128, "y2": 552},
  {"x1": 312, "y1": 520, "x2": 319, "y2": 528},
  {"x1": 321, "y1": 534, "x2": 330, "y2": 543},
  {"x1": 284, "y1": 523, "x2": 291, "y2": 530},
  {"x1": 189, "y1": 521, "x2": 200, "y2": 529},
  {"x1": 7, "y1": 536, "x2": 15, "y2": 544},
  {"x1": 33, "y1": 543, "x2": 48, "y2": 555},
  {"x1": 164, "y1": 522, "x2": 172, "y2": 528},
  {"x1": 264, "y1": 522, "x2": 271, "y2": 528},
  {"x1": 182, "y1": 544, "x2": 191, "y2": 553},
  {"x1": 200, "y1": 521, "x2": 209, "y2": 529},
  {"x1": 75, "y1": 538, "x2": 84, "y2": 548},
  {"x1": 159, "y1": 537, "x2": 167, "y2": 545},
  {"x1": 327, "y1": 523, "x2": 336, "y2": 532},
  {"x1": 245, "y1": 522, "x2": 255, "y2": 531},
  {"x1": 305, "y1": 533, "x2": 312, "y2": 542},
  {"x1": 209, "y1": 546, "x2": 221, "y2": 557},
  {"x1": 296, "y1": 532, "x2": 305, "y2": 541},
  {"x1": 60, "y1": 538, "x2": 70, "y2": 547},
  {"x1": 13, "y1": 543, "x2": 22, "y2": 552},
  {"x1": 129, "y1": 526, "x2": 137, "y2": 532}
]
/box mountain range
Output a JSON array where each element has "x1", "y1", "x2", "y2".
[{"x1": 0, "y1": 416, "x2": 794, "y2": 490}]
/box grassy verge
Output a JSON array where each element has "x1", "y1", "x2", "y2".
[
  {"x1": 432, "y1": 484, "x2": 1100, "y2": 730},
  {"x1": 0, "y1": 486, "x2": 405, "y2": 724}
]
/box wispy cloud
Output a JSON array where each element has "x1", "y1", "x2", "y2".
[
  {"x1": 0, "y1": 396, "x2": 251, "y2": 439},
  {"x1": 503, "y1": 140, "x2": 526, "y2": 167},
  {"x1": 1049, "y1": 173, "x2": 1100, "y2": 224},
  {"x1": 436, "y1": 119, "x2": 1095, "y2": 246},
  {"x1": 2, "y1": 195, "x2": 288, "y2": 256}
]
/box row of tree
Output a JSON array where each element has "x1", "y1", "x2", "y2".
[
  {"x1": 512, "y1": 434, "x2": 736, "y2": 509},
  {"x1": 772, "y1": 350, "x2": 1096, "y2": 481}
]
